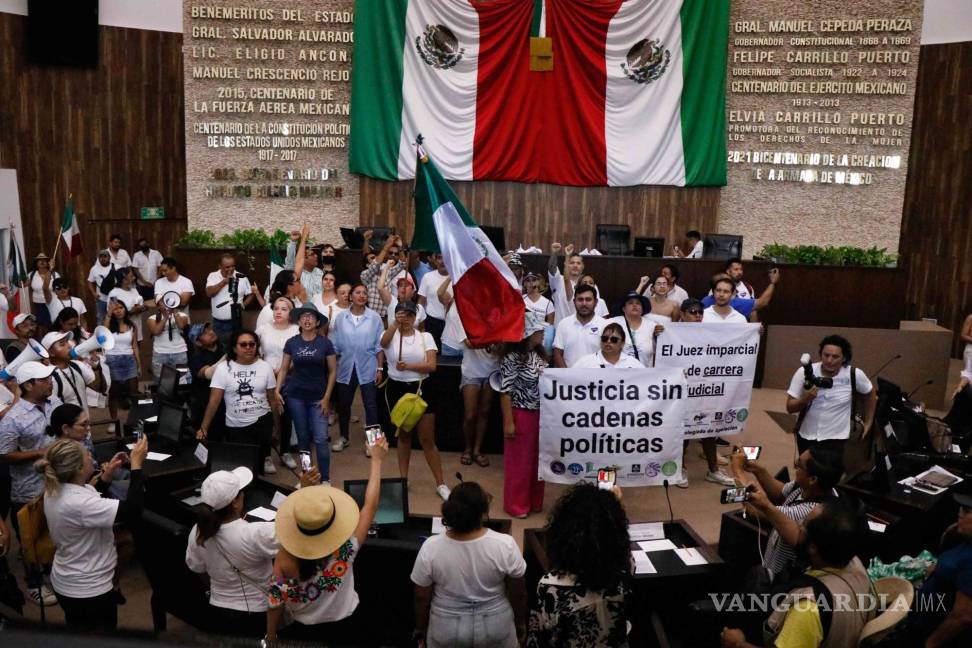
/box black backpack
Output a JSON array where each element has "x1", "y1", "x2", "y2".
[{"x1": 99, "y1": 264, "x2": 117, "y2": 295}]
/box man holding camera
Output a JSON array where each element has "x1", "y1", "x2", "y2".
[
  {"x1": 786, "y1": 335, "x2": 876, "y2": 455},
  {"x1": 205, "y1": 253, "x2": 258, "y2": 349}
]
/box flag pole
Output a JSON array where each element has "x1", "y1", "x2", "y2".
[{"x1": 51, "y1": 193, "x2": 70, "y2": 265}]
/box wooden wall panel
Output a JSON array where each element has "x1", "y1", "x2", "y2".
[
  {"x1": 360, "y1": 176, "x2": 721, "y2": 252},
  {"x1": 0, "y1": 14, "x2": 186, "y2": 306},
  {"x1": 898, "y1": 42, "x2": 972, "y2": 356}
]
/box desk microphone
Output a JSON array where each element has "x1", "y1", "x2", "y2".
[
  {"x1": 873, "y1": 354, "x2": 902, "y2": 379},
  {"x1": 662, "y1": 479, "x2": 674, "y2": 523},
  {"x1": 907, "y1": 379, "x2": 934, "y2": 401}
]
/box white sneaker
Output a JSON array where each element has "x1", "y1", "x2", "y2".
[
  {"x1": 320, "y1": 480, "x2": 330, "y2": 488},
  {"x1": 281, "y1": 453, "x2": 298, "y2": 470},
  {"x1": 705, "y1": 469, "x2": 736, "y2": 486},
  {"x1": 27, "y1": 585, "x2": 58, "y2": 607},
  {"x1": 331, "y1": 438, "x2": 349, "y2": 452},
  {"x1": 436, "y1": 484, "x2": 452, "y2": 501},
  {"x1": 263, "y1": 457, "x2": 277, "y2": 474},
  {"x1": 675, "y1": 470, "x2": 689, "y2": 489}
]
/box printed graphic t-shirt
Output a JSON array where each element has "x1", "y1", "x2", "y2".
[{"x1": 210, "y1": 359, "x2": 276, "y2": 427}]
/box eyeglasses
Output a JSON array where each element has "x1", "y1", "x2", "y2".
[
  {"x1": 237, "y1": 341, "x2": 257, "y2": 348},
  {"x1": 685, "y1": 309, "x2": 703, "y2": 316},
  {"x1": 600, "y1": 335, "x2": 622, "y2": 343}
]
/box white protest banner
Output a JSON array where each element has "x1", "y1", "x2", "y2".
[
  {"x1": 655, "y1": 323, "x2": 761, "y2": 439},
  {"x1": 539, "y1": 368, "x2": 686, "y2": 486}
]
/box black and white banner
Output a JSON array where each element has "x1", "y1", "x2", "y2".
[
  {"x1": 539, "y1": 368, "x2": 686, "y2": 486},
  {"x1": 655, "y1": 323, "x2": 761, "y2": 439}
]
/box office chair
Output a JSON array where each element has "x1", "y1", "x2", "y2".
[
  {"x1": 702, "y1": 234, "x2": 743, "y2": 260},
  {"x1": 595, "y1": 224, "x2": 631, "y2": 256},
  {"x1": 634, "y1": 237, "x2": 665, "y2": 258}
]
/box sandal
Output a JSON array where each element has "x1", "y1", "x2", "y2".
[
  {"x1": 474, "y1": 454, "x2": 490, "y2": 467},
  {"x1": 460, "y1": 452, "x2": 473, "y2": 466}
]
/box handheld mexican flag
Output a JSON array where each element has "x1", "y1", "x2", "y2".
[
  {"x1": 60, "y1": 196, "x2": 82, "y2": 259},
  {"x1": 413, "y1": 141, "x2": 524, "y2": 345}
]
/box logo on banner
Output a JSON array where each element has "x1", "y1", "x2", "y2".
[
  {"x1": 550, "y1": 461, "x2": 565, "y2": 475},
  {"x1": 568, "y1": 463, "x2": 584, "y2": 475},
  {"x1": 416, "y1": 25, "x2": 464, "y2": 70},
  {"x1": 643, "y1": 462, "x2": 661, "y2": 478},
  {"x1": 630, "y1": 464, "x2": 641, "y2": 474},
  {"x1": 737, "y1": 408, "x2": 749, "y2": 422},
  {"x1": 661, "y1": 461, "x2": 679, "y2": 477},
  {"x1": 621, "y1": 38, "x2": 671, "y2": 85}
]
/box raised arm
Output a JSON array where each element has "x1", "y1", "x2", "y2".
[{"x1": 352, "y1": 438, "x2": 389, "y2": 546}]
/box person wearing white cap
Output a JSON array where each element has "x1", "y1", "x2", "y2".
[
  {"x1": 47, "y1": 278, "x2": 89, "y2": 332},
  {"x1": 265, "y1": 437, "x2": 389, "y2": 644},
  {"x1": 86, "y1": 249, "x2": 115, "y2": 322},
  {"x1": 43, "y1": 330, "x2": 106, "y2": 414},
  {"x1": 4, "y1": 313, "x2": 37, "y2": 364},
  {"x1": 185, "y1": 466, "x2": 279, "y2": 637},
  {"x1": 37, "y1": 435, "x2": 147, "y2": 631},
  {"x1": 0, "y1": 361, "x2": 58, "y2": 606},
  {"x1": 377, "y1": 260, "x2": 427, "y2": 328}
]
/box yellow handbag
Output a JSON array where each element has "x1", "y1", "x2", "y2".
[
  {"x1": 388, "y1": 331, "x2": 428, "y2": 435},
  {"x1": 16, "y1": 495, "x2": 55, "y2": 567}
]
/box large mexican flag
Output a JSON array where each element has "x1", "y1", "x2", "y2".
[
  {"x1": 414, "y1": 143, "x2": 525, "y2": 345},
  {"x1": 350, "y1": 0, "x2": 729, "y2": 187}
]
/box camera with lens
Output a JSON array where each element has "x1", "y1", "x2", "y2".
[{"x1": 801, "y1": 353, "x2": 833, "y2": 390}]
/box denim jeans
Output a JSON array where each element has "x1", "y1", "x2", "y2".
[
  {"x1": 427, "y1": 599, "x2": 517, "y2": 648},
  {"x1": 96, "y1": 300, "x2": 108, "y2": 322},
  {"x1": 152, "y1": 351, "x2": 188, "y2": 379},
  {"x1": 212, "y1": 318, "x2": 235, "y2": 350},
  {"x1": 286, "y1": 396, "x2": 331, "y2": 480}
]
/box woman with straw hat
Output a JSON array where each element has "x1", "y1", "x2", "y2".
[{"x1": 265, "y1": 436, "x2": 389, "y2": 644}]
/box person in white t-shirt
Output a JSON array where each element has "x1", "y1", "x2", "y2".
[
  {"x1": 609, "y1": 292, "x2": 655, "y2": 367},
  {"x1": 702, "y1": 277, "x2": 747, "y2": 323},
  {"x1": 378, "y1": 261, "x2": 427, "y2": 328},
  {"x1": 255, "y1": 297, "x2": 299, "y2": 474},
  {"x1": 153, "y1": 257, "x2": 195, "y2": 317},
  {"x1": 578, "y1": 275, "x2": 610, "y2": 319},
  {"x1": 547, "y1": 242, "x2": 585, "y2": 325},
  {"x1": 724, "y1": 258, "x2": 757, "y2": 300},
  {"x1": 441, "y1": 301, "x2": 466, "y2": 357},
  {"x1": 146, "y1": 295, "x2": 189, "y2": 378},
  {"x1": 87, "y1": 249, "x2": 115, "y2": 322},
  {"x1": 574, "y1": 323, "x2": 644, "y2": 369},
  {"x1": 553, "y1": 285, "x2": 608, "y2": 368},
  {"x1": 132, "y1": 238, "x2": 163, "y2": 302},
  {"x1": 106, "y1": 234, "x2": 131, "y2": 268},
  {"x1": 786, "y1": 334, "x2": 876, "y2": 454},
  {"x1": 108, "y1": 268, "x2": 146, "y2": 342},
  {"x1": 673, "y1": 230, "x2": 704, "y2": 259},
  {"x1": 185, "y1": 466, "x2": 281, "y2": 637},
  {"x1": 412, "y1": 482, "x2": 527, "y2": 648},
  {"x1": 381, "y1": 301, "x2": 451, "y2": 501},
  {"x1": 29, "y1": 253, "x2": 59, "y2": 326},
  {"x1": 451, "y1": 308, "x2": 499, "y2": 469},
  {"x1": 48, "y1": 278, "x2": 89, "y2": 330},
  {"x1": 39, "y1": 435, "x2": 148, "y2": 632},
  {"x1": 266, "y1": 439, "x2": 389, "y2": 644},
  {"x1": 418, "y1": 253, "x2": 451, "y2": 348},
  {"x1": 206, "y1": 253, "x2": 261, "y2": 348},
  {"x1": 522, "y1": 273, "x2": 554, "y2": 324},
  {"x1": 198, "y1": 329, "x2": 280, "y2": 475}
]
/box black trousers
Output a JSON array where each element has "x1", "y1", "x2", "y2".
[
  {"x1": 55, "y1": 589, "x2": 118, "y2": 632},
  {"x1": 224, "y1": 412, "x2": 274, "y2": 472},
  {"x1": 205, "y1": 604, "x2": 268, "y2": 637},
  {"x1": 424, "y1": 316, "x2": 445, "y2": 351}
]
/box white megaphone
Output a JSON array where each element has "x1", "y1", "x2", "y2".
[
  {"x1": 71, "y1": 326, "x2": 115, "y2": 359},
  {"x1": 0, "y1": 338, "x2": 49, "y2": 380},
  {"x1": 488, "y1": 370, "x2": 503, "y2": 393},
  {"x1": 160, "y1": 291, "x2": 182, "y2": 310}
]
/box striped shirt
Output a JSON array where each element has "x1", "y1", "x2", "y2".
[{"x1": 763, "y1": 482, "x2": 831, "y2": 578}]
